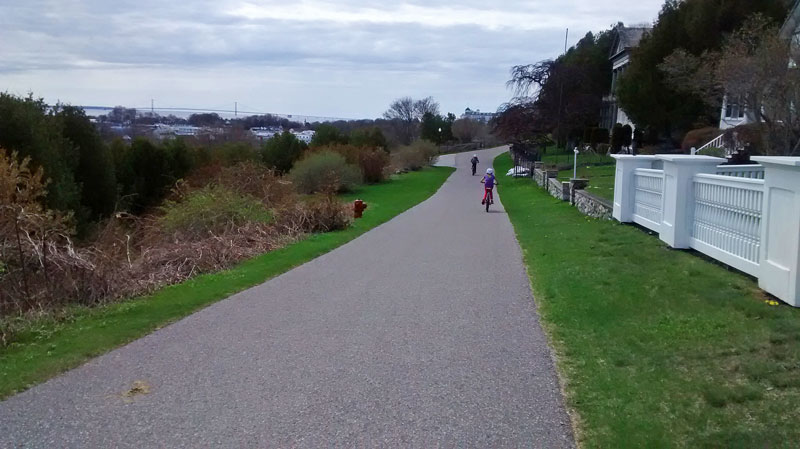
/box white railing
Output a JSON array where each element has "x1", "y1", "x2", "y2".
[
  {"x1": 715, "y1": 164, "x2": 764, "y2": 179},
  {"x1": 632, "y1": 168, "x2": 664, "y2": 231},
  {"x1": 691, "y1": 174, "x2": 764, "y2": 276},
  {"x1": 612, "y1": 154, "x2": 800, "y2": 307},
  {"x1": 696, "y1": 133, "x2": 726, "y2": 154}
]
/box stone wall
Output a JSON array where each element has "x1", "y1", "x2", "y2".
[
  {"x1": 511, "y1": 150, "x2": 612, "y2": 219},
  {"x1": 574, "y1": 190, "x2": 613, "y2": 220},
  {"x1": 548, "y1": 178, "x2": 570, "y2": 201}
]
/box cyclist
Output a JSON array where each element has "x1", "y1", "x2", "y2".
[
  {"x1": 470, "y1": 154, "x2": 479, "y2": 175},
  {"x1": 481, "y1": 168, "x2": 497, "y2": 205}
]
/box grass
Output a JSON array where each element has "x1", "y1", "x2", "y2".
[
  {"x1": 495, "y1": 152, "x2": 800, "y2": 448},
  {"x1": 558, "y1": 164, "x2": 616, "y2": 201},
  {"x1": 541, "y1": 149, "x2": 614, "y2": 169},
  {"x1": 0, "y1": 166, "x2": 454, "y2": 400}
]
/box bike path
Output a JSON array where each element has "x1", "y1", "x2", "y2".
[{"x1": 0, "y1": 146, "x2": 574, "y2": 447}]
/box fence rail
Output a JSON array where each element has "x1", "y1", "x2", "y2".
[
  {"x1": 716, "y1": 164, "x2": 765, "y2": 179},
  {"x1": 633, "y1": 168, "x2": 664, "y2": 231},
  {"x1": 691, "y1": 174, "x2": 764, "y2": 275}
]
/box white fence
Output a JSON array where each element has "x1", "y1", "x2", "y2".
[
  {"x1": 633, "y1": 169, "x2": 664, "y2": 231},
  {"x1": 612, "y1": 155, "x2": 800, "y2": 307},
  {"x1": 715, "y1": 164, "x2": 765, "y2": 179}
]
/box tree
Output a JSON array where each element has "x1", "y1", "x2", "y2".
[
  {"x1": 382, "y1": 96, "x2": 441, "y2": 144},
  {"x1": 660, "y1": 15, "x2": 800, "y2": 155},
  {"x1": 310, "y1": 124, "x2": 349, "y2": 147},
  {"x1": 0, "y1": 93, "x2": 81, "y2": 214},
  {"x1": 451, "y1": 118, "x2": 482, "y2": 144},
  {"x1": 56, "y1": 106, "x2": 117, "y2": 222},
  {"x1": 350, "y1": 126, "x2": 388, "y2": 150},
  {"x1": 507, "y1": 30, "x2": 614, "y2": 147},
  {"x1": 420, "y1": 112, "x2": 453, "y2": 145},
  {"x1": 383, "y1": 97, "x2": 416, "y2": 145},
  {"x1": 261, "y1": 131, "x2": 307, "y2": 174},
  {"x1": 188, "y1": 113, "x2": 224, "y2": 128},
  {"x1": 617, "y1": 0, "x2": 789, "y2": 143},
  {"x1": 413, "y1": 97, "x2": 440, "y2": 119}
]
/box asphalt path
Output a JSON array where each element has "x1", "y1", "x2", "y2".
[{"x1": 0, "y1": 146, "x2": 574, "y2": 447}]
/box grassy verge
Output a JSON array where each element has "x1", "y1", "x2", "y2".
[
  {"x1": 495, "y1": 152, "x2": 800, "y2": 448},
  {"x1": 558, "y1": 164, "x2": 615, "y2": 201},
  {"x1": 0, "y1": 166, "x2": 454, "y2": 400}
]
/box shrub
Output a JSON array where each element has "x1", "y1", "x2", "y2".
[
  {"x1": 261, "y1": 131, "x2": 307, "y2": 173},
  {"x1": 216, "y1": 161, "x2": 294, "y2": 207},
  {"x1": 681, "y1": 127, "x2": 722, "y2": 152},
  {"x1": 277, "y1": 196, "x2": 352, "y2": 233},
  {"x1": 160, "y1": 184, "x2": 272, "y2": 237},
  {"x1": 289, "y1": 151, "x2": 361, "y2": 194},
  {"x1": 610, "y1": 123, "x2": 625, "y2": 152},
  {"x1": 317, "y1": 144, "x2": 390, "y2": 184},
  {"x1": 392, "y1": 140, "x2": 439, "y2": 171}
]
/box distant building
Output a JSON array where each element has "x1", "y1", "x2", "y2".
[
  {"x1": 292, "y1": 129, "x2": 315, "y2": 144},
  {"x1": 461, "y1": 108, "x2": 495, "y2": 123},
  {"x1": 600, "y1": 24, "x2": 650, "y2": 130},
  {"x1": 250, "y1": 126, "x2": 283, "y2": 140}
]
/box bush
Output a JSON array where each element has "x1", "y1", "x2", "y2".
[
  {"x1": 261, "y1": 131, "x2": 307, "y2": 173},
  {"x1": 681, "y1": 127, "x2": 721, "y2": 152},
  {"x1": 392, "y1": 140, "x2": 439, "y2": 171},
  {"x1": 317, "y1": 144, "x2": 390, "y2": 184},
  {"x1": 610, "y1": 123, "x2": 625, "y2": 152},
  {"x1": 160, "y1": 185, "x2": 272, "y2": 237},
  {"x1": 216, "y1": 161, "x2": 294, "y2": 207},
  {"x1": 289, "y1": 151, "x2": 361, "y2": 194},
  {"x1": 277, "y1": 196, "x2": 352, "y2": 233}
]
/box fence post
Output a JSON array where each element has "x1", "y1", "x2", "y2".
[
  {"x1": 656, "y1": 155, "x2": 724, "y2": 248},
  {"x1": 752, "y1": 156, "x2": 800, "y2": 306},
  {"x1": 611, "y1": 155, "x2": 657, "y2": 222}
]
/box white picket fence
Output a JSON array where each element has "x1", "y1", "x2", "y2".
[{"x1": 612, "y1": 154, "x2": 800, "y2": 306}]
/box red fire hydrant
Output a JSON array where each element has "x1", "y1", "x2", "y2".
[{"x1": 353, "y1": 199, "x2": 368, "y2": 219}]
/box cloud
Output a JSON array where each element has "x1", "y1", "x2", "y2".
[{"x1": 0, "y1": 0, "x2": 665, "y2": 118}]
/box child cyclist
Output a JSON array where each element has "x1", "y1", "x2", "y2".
[{"x1": 481, "y1": 168, "x2": 497, "y2": 205}]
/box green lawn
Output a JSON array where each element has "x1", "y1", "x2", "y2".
[
  {"x1": 542, "y1": 150, "x2": 614, "y2": 169},
  {"x1": 0, "y1": 166, "x2": 454, "y2": 400},
  {"x1": 559, "y1": 164, "x2": 616, "y2": 201},
  {"x1": 495, "y1": 152, "x2": 800, "y2": 448}
]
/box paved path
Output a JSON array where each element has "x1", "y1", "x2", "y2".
[{"x1": 0, "y1": 147, "x2": 574, "y2": 447}]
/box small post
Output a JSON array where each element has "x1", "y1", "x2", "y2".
[
  {"x1": 610, "y1": 155, "x2": 658, "y2": 222},
  {"x1": 656, "y1": 155, "x2": 724, "y2": 248},
  {"x1": 752, "y1": 156, "x2": 800, "y2": 306},
  {"x1": 573, "y1": 147, "x2": 579, "y2": 179}
]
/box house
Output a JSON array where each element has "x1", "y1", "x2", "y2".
[
  {"x1": 600, "y1": 24, "x2": 650, "y2": 131},
  {"x1": 461, "y1": 108, "x2": 495, "y2": 123},
  {"x1": 717, "y1": 0, "x2": 800, "y2": 130}
]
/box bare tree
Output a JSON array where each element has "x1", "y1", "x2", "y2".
[
  {"x1": 506, "y1": 61, "x2": 555, "y2": 97},
  {"x1": 451, "y1": 118, "x2": 482, "y2": 143},
  {"x1": 413, "y1": 97, "x2": 440, "y2": 120},
  {"x1": 383, "y1": 96, "x2": 441, "y2": 145}
]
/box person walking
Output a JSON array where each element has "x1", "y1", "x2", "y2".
[{"x1": 470, "y1": 154, "x2": 479, "y2": 176}]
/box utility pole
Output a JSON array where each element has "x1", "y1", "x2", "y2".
[
  {"x1": 235, "y1": 101, "x2": 238, "y2": 117},
  {"x1": 151, "y1": 99, "x2": 154, "y2": 114},
  {"x1": 556, "y1": 28, "x2": 569, "y2": 153}
]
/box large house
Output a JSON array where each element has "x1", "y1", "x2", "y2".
[
  {"x1": 600, "y1": 24, "x2": 650, "y2": 131},
  {"x1": 461, "y1": 108, "x2": 495, "y2": 123}
]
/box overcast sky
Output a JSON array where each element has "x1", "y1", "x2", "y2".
[{"x1": 0, "y1": 0, "x2": 665, "y2": 119}]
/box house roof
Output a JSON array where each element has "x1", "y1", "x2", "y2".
[
  {"x1": 780, "y1": 0, "x2": 800, "y2": 39},
  {"x1": 610, "y1": 26, "x2": 650, "y2": 60}
]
